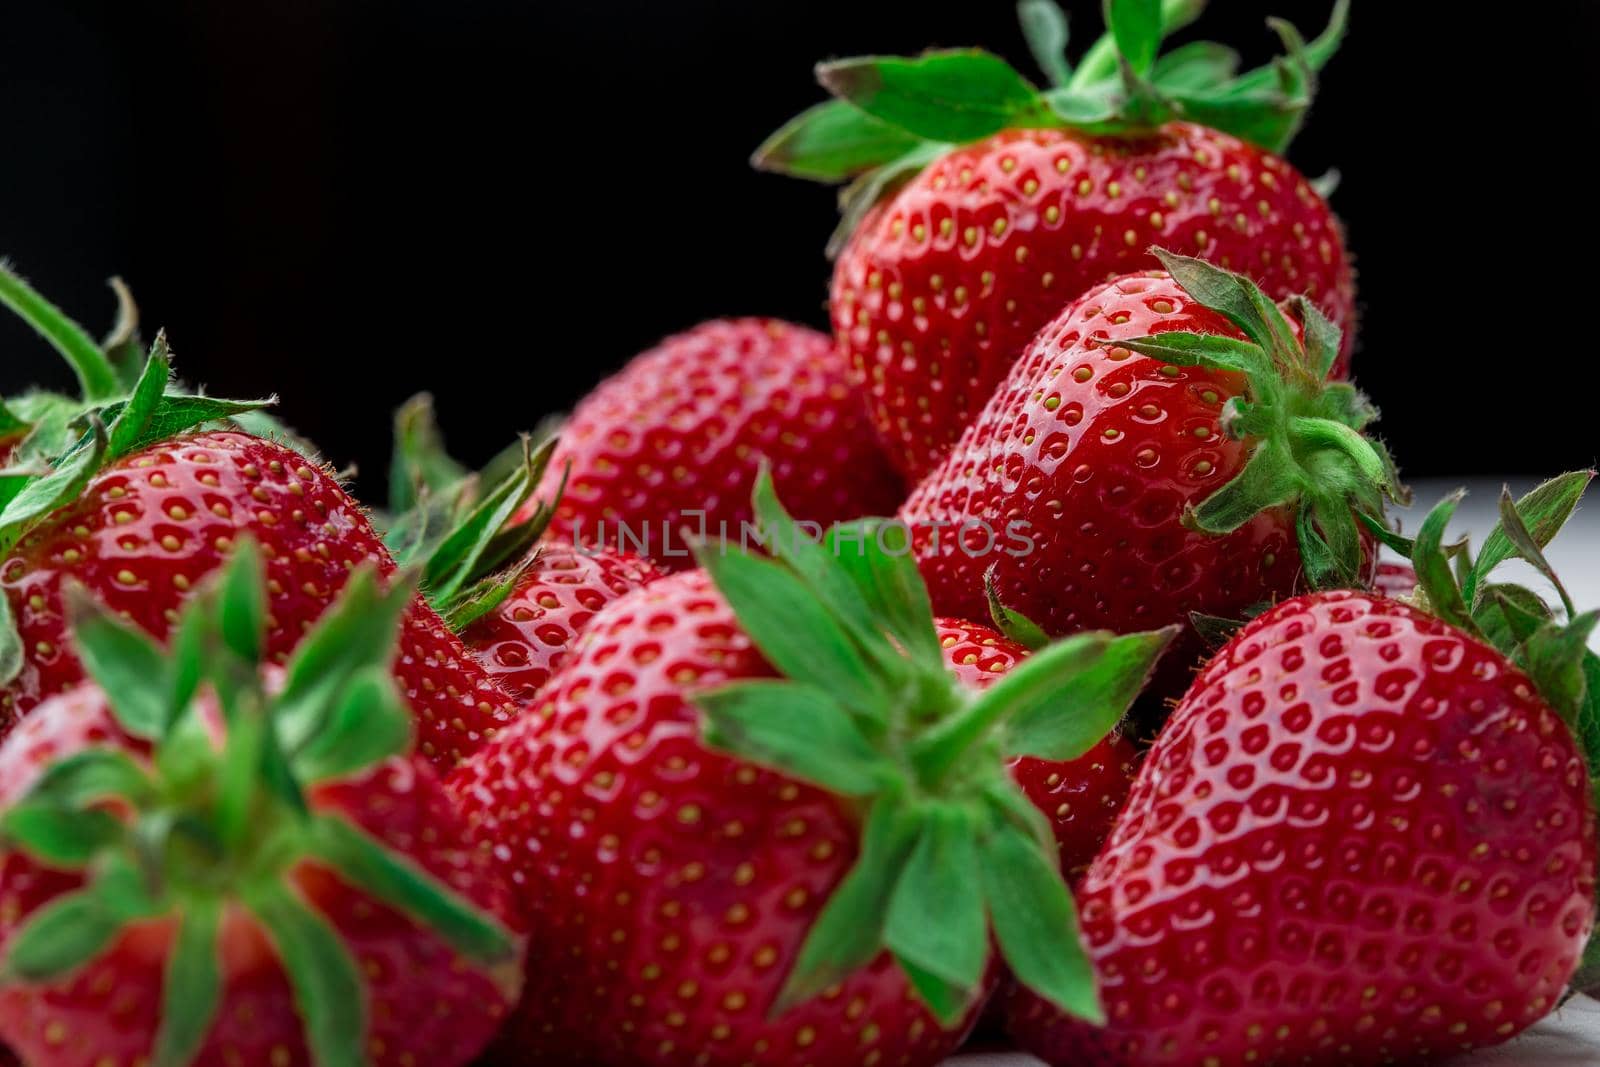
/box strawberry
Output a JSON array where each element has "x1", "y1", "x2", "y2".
[
  {"x1": 1374, "y1": 559, "x2": 1419, "y2": 600},
  {"x1": 448, "y1": 474, "x2": 1176, "y2": 1066},
  {"x1": 757, "y1": 0, "x2": 1353, "y2": 479},
  {"x1": 459, "y1": 541, "x2": 663, "y2": 702},
  {"x1": 520, "y1": 318, "x2": 903, "y2": 569},
  {"x1": 939, "y1": 615, "x2": 1139, "y2": 876},
  {"x1": 0, "y1": 292, "x2": 524, "y2": 770},
  {"x1": 379, "y1": 397, "x2": 667, "y2": 705},
  {"x1": 0, "y1": 542, "x2": 523, "y2": 1067},
  {"x1": 1007, "y1": 475, "x2": 1600, "y2": 1066},
  {"x1": 902, "y1": 251, "x2": 1404, "y2": 688}
]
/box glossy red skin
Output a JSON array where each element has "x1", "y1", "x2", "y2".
[
  {"x1": 903, "y1": 272, "x2": 1347, "y2": 691},
  {"x1": 834, "y1": 124, "x2": 1354, "y2": 480},
  {"x1": 0, "y1": 431, "x2": 522, "y2": 769},
  {"x1": 0, "y1": 684, "x2": 524, "y2": 1067},
  {"x1": 460, "y1": 540, "x2": 663, "y2": 702},
  {"x1": 521, "y1": 319, "x2": 904, "y2": 570},
  {"x1": 1374, "y1": 561, "x2": 1419, "y2": 600},
  {"x1": 936, "y1": 617, "x2": 1138, "y2": 876},
  {"x1": 1007, "y1": 591, "x2": 1598, "y2": 1066},
  {"x1": 449, "y1": 570, "x2": 990, "y2": 1067}
]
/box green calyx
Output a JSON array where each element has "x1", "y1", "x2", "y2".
[
  {"x1": 693, "y1": 469, "x2": 1176, "y2": 1026},
  {"x1": 1, "y1": 266, "x2": 281, "y2": 686},
  {"x1": 0, "y1": 541, "x2": 518, "y2": 1067},
  {"x1": 1108, "y1": 247, "x2": 1407, "y2": 590},
  {"x1": 754, "y1": 0, "x2": 1347, "y2": 253},
  {"x1": 0, "y1": 263, "x2": 278, "y2": 486},
  {"x1": 381, "y1": 393, "x2": 564, "y2": 630}
]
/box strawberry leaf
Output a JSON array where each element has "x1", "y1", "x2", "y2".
[
  {"x1": 1018, "y1": 0, "x2": 1074, "y2": 87},
  {"x1": 1491, "y1": 484, "x2": 1578, "y2": 618},
  {"x1": 698, "y1": 680, "x2": 892, "y2": 797},
  {"x1": 388, "y1": 393, "x2": 470, "y2": 515},
  {"x1": 20, "y1": 749, "x2": 156, "y2": 809},
  {"x1": 306, "y1": 815, "x2": 517, "y2": 966},
  {"x1": 105, "y1": 335, "x2": 174, "y2": 459},
  {"x1": 1473, "y1": 584, "x2": 1552, "y2": 653},
  {"x1": 752, "y1": 100, "x2": 927, "y2": 181},
  {"x1": 1110, "y1": 330, "x2": 1276, "y2": 379},
  {"x1": 696, "y1": 546, "x2": 891, "y2": 725},
  {"x1": 64, "y1": 586, "x2": 171, "y2": 740},
  {"x1": 981, "y1": 820, "x2": 1103, "y2": 1023},
  {"x1": 884, "y1": 806, "x2": 987, "y2": 1019},
  {"x1": 1411, "y1": 491, "x2": 1476, "y2": 634},
  {"x1": 1467, "y1": 471, "x2": 1593, "y2": 608},
  {"x1": 824, "y1": 518, "x2": 944, "y2": 672},
  {"x1": 985, "y1": 566, "x2": 1050, "y2": 651},
  {"x1": 0, "y1": 261, "x2": 121, "y2": 401},
  {"x1": 0, "y1": 887, "x2": 126, "y2": 981},
  {"x1": 1151, "y1": 40, "x2": 1240, "y2": 91},
  {"x1": 817, "y1": 50, "x2": 1049, "y2": 143},
  {"x1": 0, "y1": 804, "x2": 124, "y2": 868},
  {"x1": 0, "y1": 593, "x2": 23, "y2": 688},
  {"x1": 894, "y1": 955, "x2": 970, "y2": 1029},
  {"x1": 752, "y1": 472, "x2": 894, "y2": 664},
  {"x1": 828, "y1": 141, "x2": 950, "y2": 259},
  {"x1": 245, "y1": 882, "x2": 367, "y2": 1067},
  {"x1": 1287, "y1": 295, "x2": 1342, "y2": 380},
  {"x1": 0, "y1": 416, "x2": 108, "y2": 556},
  {"x1": 996, "y1": 627, "x2": 1174, "y2": 762},
  {"x1": 1106, "y1": 0, "x2": 1163, "y2": 76},
  {"x1": 1520, "y1": 613, "x2": 1599, "y2": 726},
  {"x1": 1576, "y1": 650, "x2": 1600, "y2": 785},
  {"x1": 775, "y1": 798, "x2": 920, "y2": 1014},
  {"x1": 290, "y1": 668, "x2": 411, "y2": 784},
  {"x1": 272, "y1": 565, "x2": 412, "y2": 753},
  {"x1": 218, "y1": 538, "x2": 267, "y2": 664},
  {"x1": 1186, "y1": 439, "x2": 1301, "y2": 534},
  {"x1": 150, "y1": 899, "x2": 222, "y2": 1067}
]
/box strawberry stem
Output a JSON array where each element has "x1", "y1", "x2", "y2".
[{"x1": 0, "y1": 262, "x2": 122, "y2": 401}]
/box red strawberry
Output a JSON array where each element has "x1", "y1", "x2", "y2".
[
  {"x1": 1375, "y1": 559, "x2": 1419, "y2": 599},
  {"x1": 938, "y1": 616, "x2": 1139, "y2": 875},
  {"x1": 757, "y1": 3, "x2": 1353, "y2": 479},
  {"x1": 449, "y1": 475, "x2": 1175, "y2": 1066},
  {"x1": 0, "y1": 282, "x2": 526, "y2": 770},
  {"x1": 0, "y1": 544, "x2": 523, "y2": 1067},
  {"x1": 0, "y1": 430, "x2": 521, "y2": 768},
  {"x1": 1007, "y1": 479, "x2": 1600, "y2": 1066},
  {"x1": 902, "y1": 252, "x2": 1403, "y2": 688},
  {"x1": 522, "y1": 318, "x2": 903, "y2": 568},
  {"x1": 381, "y1": 398, "x2": 667, "y2": 705},
  {"x1": 460, "y1": 541, "x2": 663, "y2": 702}
]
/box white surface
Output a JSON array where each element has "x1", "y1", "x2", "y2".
[
  {"x1": 949, "y1": 995, "x2": 1600, "y2": 1065},
  {"x1": 949, "y1": 478, "x2": 1600, "y2": 1065}
]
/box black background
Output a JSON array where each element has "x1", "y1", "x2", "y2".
[{"x1": 4, "y1": 1, "x2": 1598, "y2": 498}]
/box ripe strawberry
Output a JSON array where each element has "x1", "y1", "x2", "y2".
[
  {"x1": 449, "y1": 474, "x2": 1175, "y2": 1066},
  {"x1": 902, "y1": 251, "x2": 1403, "y2": 687},
  {"x1": 460, "y1": 541, "x2": 663, "y2": 702},
  {"x1": 0, "y1": 288, "x2": 524, "y2": 769},
  {"x1": 1007, "y1": 477, "x2": 1600, "y2": 1066},
  {"x1": 0, "y1": 428, "x2": 522, "y2": 769},
  {"x1": 0, "y1": 544, "x2": 522, "y2": 1067},
  {"x1": 938, "y1": 616, "x2": 1139, "y2": 876},
  {"x1": 519, "y1": 318, "x2": 903, "y2": 569},
  {"x1": 380, "y1": 397, "x2": 667, "y2": 705},
  {"x1": 757, "y1": 1, "x2": 1353, "y2": 479},
  {"x1": 1374, "y1": 559, "x2": 1419, "y2": 599}
]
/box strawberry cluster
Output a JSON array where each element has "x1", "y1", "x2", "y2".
[{"x1": 0, "y1": 2, "x2": 1594, "y2": 1066}]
